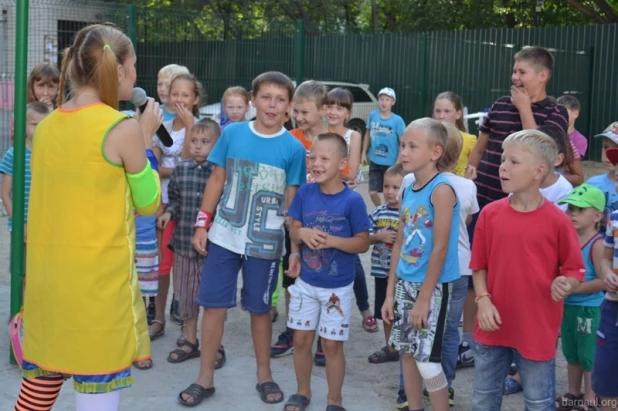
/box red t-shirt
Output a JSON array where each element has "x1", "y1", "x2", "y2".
[{"x1": 470, "y1": 198, "x2": 584, "y2": 361}]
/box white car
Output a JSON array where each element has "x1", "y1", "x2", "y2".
[{"x1": 199, "y1": 81, "x2": 379, "y2": 136}]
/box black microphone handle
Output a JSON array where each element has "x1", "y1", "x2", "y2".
[{"x1": 137, "y1": 101, "x2": 174, "y2": 148}]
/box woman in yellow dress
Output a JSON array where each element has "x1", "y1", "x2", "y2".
[{"x1": 14, "y1": 24, "x2": 161, "y2": 411}]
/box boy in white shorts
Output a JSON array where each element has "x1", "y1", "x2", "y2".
[{"x1": 284, "y1": 132, "x2": 371, "y2": 411}]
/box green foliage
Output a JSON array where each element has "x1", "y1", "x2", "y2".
[{"x1": 112, "y1": 0, "x2": 618, "y2": 41}]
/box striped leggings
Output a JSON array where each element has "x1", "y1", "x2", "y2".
[{"x1": 15, "y1": 375, "x2": 120, "y2": 411}]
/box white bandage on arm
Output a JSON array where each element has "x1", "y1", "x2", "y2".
[{"x1": 416, "y1": 361, "x2": 448, "y2": 392}]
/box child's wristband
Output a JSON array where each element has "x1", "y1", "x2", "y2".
[
  {"x1": 145, "y1": 149, "x2": 158, "y2": 172},
  {"x1": 475, "y1": 292, "x2": 492, "y2": 303},
  {"x1": 289, "y1": 253, "x2": 301, "y2": 260},
  {"x1": 194, "y1": 210, "x2": 213, "y2": 229}
]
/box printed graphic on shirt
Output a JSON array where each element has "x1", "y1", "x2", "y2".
[
  {"x1": 301, "y1": 210, "x2": 348, "y2": 277},
  {"x1": 401, "y1": 205, "x2": 432, "y2": 266},
  {"x1": 577, "y1": 316, "x2": 592, "y2": 335},
  {"x1": 372, "y1": 218, "x2": 399, "y2": 269},
  {"x1": 212, "y1": 157, "x2": 286, "y2": 260},
  {"x1": 370, "y1": 122, "x2": 395, "y2": 158}
]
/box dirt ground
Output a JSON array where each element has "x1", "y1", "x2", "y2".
[{"x1": 0, "y1": 161, "x2": 608, "y2": 410}]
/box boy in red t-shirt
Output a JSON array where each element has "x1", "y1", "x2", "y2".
[{"x1": 470, "y1": 129, "x2": 584, "y2": 411}]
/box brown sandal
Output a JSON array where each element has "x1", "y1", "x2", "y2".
[
  {"x1": 168, "y1": 340, "x2": 200, "y2": 363},
  {"x1": 215, "y1": 346, "x2": 226, "y2": 369}
]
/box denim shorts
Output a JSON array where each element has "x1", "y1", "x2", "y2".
[
  {"x1": 196, "y1": 242, "x2": 279, "y2": 314},
  {"x1": 368, "y1": 162, "x2": 390, "y2": 192},
  {"x1": 592, "y1": 300, "x2": 618, "y2": 398}
]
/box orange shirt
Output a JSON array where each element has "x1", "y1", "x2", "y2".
[{"x1": 290, "y1": 128, "x2": 350, "y2": 181}]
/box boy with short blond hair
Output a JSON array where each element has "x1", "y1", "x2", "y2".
[{"x1": 470, "y1": 129, "x2": 584, "y2": 410}]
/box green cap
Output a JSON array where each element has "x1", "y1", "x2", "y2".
[{"x1": 558, "y1": 184, "x2": 606, "y2": 212}]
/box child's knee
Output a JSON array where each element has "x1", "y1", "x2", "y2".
[
  {"x1": 417, "y1": 362, "x2": 447, "y2": 392},
  {"x1": 293, "y1": 330, "x2": 314, "y2": 351},
  {"x1": 321, "y1": 338, "x2": 343, "y2": 356}
]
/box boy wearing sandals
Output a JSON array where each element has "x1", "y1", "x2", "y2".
[
  {"x1": 554, "y1": 184, "x2": 606, "y2": 411},
  {"x1": 284, "y1": 133, "x2": 371, "y2": 411},
  {"x1": 179, "y1": 72, "x2": 306, "y2": 407},
  {"x1": 367, "y1": 164, "x2": 406, "y2": 366},
  {"x1": 157, "y1": 119, "x2": 221, "y2": 365}
]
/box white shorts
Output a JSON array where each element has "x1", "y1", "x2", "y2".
[{"x1": 287, "y1": 277, "x2": 354, "y2": 341}]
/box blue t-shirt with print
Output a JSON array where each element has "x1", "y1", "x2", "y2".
[
  {"x1": 0, "y1": 147, "x2": 31, "y2": 231},
  {"x1": 208, "y1": 121, "x2": 307, "y2": 260},
  {"x1": 397, "y1": 173, "x2": 460, "y2": 283},
  {"x1": 288, "y1": 183, "x2": 371, "y2": 288},
  {"x1": 586, "y1": 173, "x2": 618, "y2": 234},
  {"x1": 367, "y1": 110, "x2": 406, "y2": 166}
]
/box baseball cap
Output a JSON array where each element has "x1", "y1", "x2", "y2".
[
  {"x1": 558, "y1": 183, "x2": 606, "y2": 212},
  {"x1": 378, "y1": 87, "x2": 396, "y2": 100},
  {"x1": 594, "y1": 121, "x2": 618, "y2": 145}
]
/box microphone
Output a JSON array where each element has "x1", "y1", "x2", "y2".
[{"x1": 131, "y1": 87, "x2": 173, "y2": 147}]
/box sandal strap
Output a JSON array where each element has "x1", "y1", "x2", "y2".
[
  {"x1": 151, "y1": 320, "x2": 165, "y2": 326},
  {"x1": 180, "y1": 339, "x2": 199, "y2": 350},
  {"x1": 257, "y1": 381, "x2": 281, "y2": 395}
]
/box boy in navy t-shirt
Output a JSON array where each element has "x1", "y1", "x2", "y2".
[{"x1": 284, "y1": 132, "x2": 371, "y2": 411}]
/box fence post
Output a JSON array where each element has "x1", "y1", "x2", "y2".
[
  {"x1": 127, "y1": 5, "x2": 137, "y2": 49},
  {"x1": 585, "y1": 46, "x2": 596, "y2": 160},
  {"x1": 10, "y1": 0, "x2": 29, "y2": 365},
  {"x1": 296, "y1": 19, "x2": 305, "y2": 84},
  {"x1": 419, "y1": 32, "x2": 428, "y2": 119}
]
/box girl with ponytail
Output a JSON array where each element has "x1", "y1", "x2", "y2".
[{"x1": 14, "y1": 24, "x2": 162, "y2": 411}]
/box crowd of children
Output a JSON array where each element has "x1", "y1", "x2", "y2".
[{"x1": 7, "y1": 40, "x2": 618, "y2": 411}]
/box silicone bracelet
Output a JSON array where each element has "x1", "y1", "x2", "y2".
[
  {"x1": 195, "y1": 210, "x2": 213, "y2": 229},
  {"x1": 289, "y1": 253, "x2": 301, "y2": 260},
  {"x1": 475, "y1": 292, "x2": 492, "y2": 303}
]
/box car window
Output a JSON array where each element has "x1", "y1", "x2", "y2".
[{"x1": 340, "y1": 86, "x2": 372, "y2": 103}]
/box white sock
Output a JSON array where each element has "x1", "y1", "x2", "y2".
[{"x1": 75, "y1": 390, "x2": 120, "y2": 411}]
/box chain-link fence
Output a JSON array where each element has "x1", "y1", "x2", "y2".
[{"x1": 4, "y1": 0, "x2": 618, "y2": 160}]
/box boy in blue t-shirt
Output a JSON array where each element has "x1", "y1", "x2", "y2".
[
  {"x1": 284, "y1": 132, "x2": 371, "y2": 411},
  {"x1": 0, "y1": 102, "x2": 52, "y2": 233},
  {"x1": 588, "y1": 121, "x2": 618, "y2": 233},
  {"x1": 179, "y1": 72, "x2": 306, "y2": 407},
  {"x1": 361, "y1": 87, "x2": 406, "y2": 207}
]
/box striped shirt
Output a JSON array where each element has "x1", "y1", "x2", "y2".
[
  {"x1": 368, "y1": 204, "x2": 400, "y2": 278},
  {"x1": 165, "y1": 158, "x2": 214, "y2": 258},
  {"x1": 603, "y1": 211, "x2": 618, "y2": 302},
  {"x1": 0, "y1": 147, "x2": 32, "y2": 230},
  {"x1": 476, "y1": 96, "x2": 568, "y2": 208}
]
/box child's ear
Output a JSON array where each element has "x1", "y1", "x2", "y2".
[
  {"x1": 572, "y1": 109, "x2": 580, "y2": 120},
  {"x1": 538, "y1": 69, "x2": 549, "y2": 83},
  {"x1": 554, "y1": 153, "x2": 565, "y2": 167},
  {"x1": 339, "y1": 156, "x2": 348, "y2": 171}
]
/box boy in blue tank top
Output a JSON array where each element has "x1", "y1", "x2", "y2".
[
  {"x1": 283, "y1": 132, "x2": 371, "y2": 411},
  {"x1": 382, "y1": 118, "x2": 461, "y2": 411},
  {"x1": 557, "y1": 184, "x2": 607, "y2": 409}
]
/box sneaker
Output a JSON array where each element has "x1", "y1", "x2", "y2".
[
  {"x1": 395, "y1": 389, "x2": 408, "y2": 409},
  {"x1": 270, "y1": 329, "x2": 294, "y2": 357},
  {"x1": 423, "y1": 387, "x2": 455, "y2": 407},
  {"x1": 456, "y1": 341, "x2": 474, "y2": 368}
]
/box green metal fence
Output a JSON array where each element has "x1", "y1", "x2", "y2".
[{"x1": 3, "y1": 0, "x2": 618, "y2": 161}]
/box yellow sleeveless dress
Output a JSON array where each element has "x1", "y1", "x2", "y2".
[{"x1": 22, "y1": 102, "x2": 150, "y2": 391}]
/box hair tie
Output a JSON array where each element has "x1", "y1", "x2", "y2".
[{"x1": 103, "y1": 44, "x2": 111, "y2": 50}]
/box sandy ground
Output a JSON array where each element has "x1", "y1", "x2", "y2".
[{"x1": 0, "y1": 161, "x2": 608, "y2": 410}]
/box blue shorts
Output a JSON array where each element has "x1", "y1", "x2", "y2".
[
  {"x1": 592, "y1": 300, "x2": 618, "y2": 398},
  {"x1": 196, "y1": 242, "x2": 279, "y2": 314}
]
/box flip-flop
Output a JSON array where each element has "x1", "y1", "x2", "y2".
[
  {"x1": 326, "y1": 405, "x2": 346, "y2": 411},
  {"x1": 284, "y1": 394, "x2": 311, "y2": 411},
  {"x1": 255, "y1": 381, "x2": 284, "y2": 404},
  {"x1": 132, "y1": 359, "x2": 153, "y2": 370},
  {"x1": 178, "y1": 383, "x2": 215, "y2": 407},
  {"x1": 215, "y1": 346, "x2": 226, "y2": 370}
]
